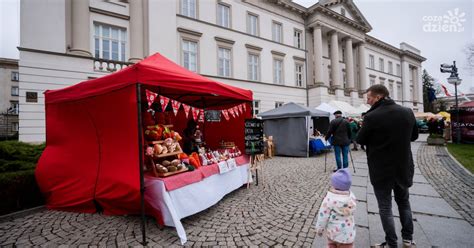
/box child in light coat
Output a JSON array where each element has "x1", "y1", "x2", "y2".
[{"x1": 315, "y1": 168, "x2": 357, "y2": 247}]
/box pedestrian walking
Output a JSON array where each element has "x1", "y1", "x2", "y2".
[
  {"x1": 356, "y1": 84, "x2": 418, "y2": 248},
  {"x1": 325, "y1": 110, "x2": 351, "y2": 172}
]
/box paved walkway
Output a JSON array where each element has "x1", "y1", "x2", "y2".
[
  {"x1": 313, "y1": 134, "x2": 474, "y2": 247},
  {"x1": 1, "y1": 134, "x2": 473, "y2": 247}
]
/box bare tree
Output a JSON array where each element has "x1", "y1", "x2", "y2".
[{"x1": 466, "y1": 43, "x2": 474, "y2": 75}]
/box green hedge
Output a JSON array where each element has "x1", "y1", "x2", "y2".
[{"x1": 0, "y1": 141, "x2": 45, "y2": 215}]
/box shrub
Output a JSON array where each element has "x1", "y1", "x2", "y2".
[{"x1": 0, "y1": 141, "x2": 45, "y2": 215}]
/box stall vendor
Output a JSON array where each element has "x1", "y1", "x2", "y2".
[{"x1": 183, "y1": 119, "x2": 199, "y2": 154}]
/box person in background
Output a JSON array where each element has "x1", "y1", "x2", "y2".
[
  {"x1": 348, "y1": 118, "x2": 360, "y2": 151},
  {"x1": 325, "y1": 110, "x2": 352, "y2": 172},
  {"x1": 183, "y1": 119, "x2": 198, "y2": 154},
  {"x1": 359, "y1": 112, "x2": 366, "y2": 151},
  {"x1": 356, "y1": 84, "x2": 418, "y2": 248}
]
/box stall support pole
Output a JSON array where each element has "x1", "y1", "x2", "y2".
[{"x1": 136, "y1": 83, "x2": 147, "y2": 246}]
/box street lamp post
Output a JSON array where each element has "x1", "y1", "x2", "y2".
[{"x1": 441, "y1": 61, "x2": 462, "y2": 144}]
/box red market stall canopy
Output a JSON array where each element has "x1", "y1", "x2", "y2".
[{"x1": 36, "y1": 53, "x2": 253, "y2": 222}]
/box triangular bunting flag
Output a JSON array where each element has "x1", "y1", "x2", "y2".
[
  {"x1": 171, "y1": 100, "x2": 181, "y2": 116},
  {"x1": 228, "y1": 107, "x2": 236, "y2": 118},
  {"x1": 145, "y1": 89, "x2": 157, "y2": 107},
  {"x1": 182, "y1": 103, "x2": 191, "y2": 118},
  {"x1": 233, "y1": 106, "x2": 239, "y2": 117},
  {"x1": 242, "y1": 103, "x2": 247, "y2": 112},
  {"x1": 198, "y1": 110, "x2": 205, "y2": 123},
  {"x1": 191, "y1": 107, "x2": 200, "y2": 121},
  {"x1": 238, "y1": 104, "x2": 243, "y2": 114},
  {"x1": 159, "y1": 95, "x2": 170, "y2": 112},
  {"x1": 222, "y1": 109, "x2": 230, "y2": 121}
]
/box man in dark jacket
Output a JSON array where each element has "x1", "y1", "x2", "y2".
[
  {"x1": 357, "y1": 84, "x2": 418, "y2": 248},
  {"x1": 325, "y1": 110, "x2": 351, "y2": 172}
]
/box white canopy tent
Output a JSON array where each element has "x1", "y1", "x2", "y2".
[{"x1": 316, "y1": 101, "x2": 369, "y2": 119}]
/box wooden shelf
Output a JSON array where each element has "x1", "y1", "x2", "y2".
[
  {"x1": 157, "y1": 166, "x2": 188, "y2": 177},
  {"x1": 154, "y1": 151, "x2": 181, "y2": 158},
  {"x1": 146, "y1": 124, "x2": 173, "y2": 129},
  {"x1": 149, "y1": 140, "x2": 165, "y2": 144}
]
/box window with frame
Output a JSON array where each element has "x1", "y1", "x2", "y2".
[
  {"x1": 218, "y1": 47, "x2": 231, "y2": 77},
  {"x1": 248, "y1": 53, "x2": 260, "y2": 81},
  {"x1": 295, "y1": 63, "x2": 303, "y2": 87},
  {"x1": 10, "y1": 101, "x2": 19, "y2": 115},
  {"x1": 11, "y1": 71, "x2": 19, "y2": 81},
  {"x1": 294, "y1": 29, "x2": 302, "y2": 49},
  {"x1": 272, "y1": 22, "x2": 282, "y2": 43},
  {"x1": 342, "y1": 48, "x2": 345, "y2": 62},
  {"x1": 12, "y1": 122, "x2": 19, "y2": 132},
  {"x1": 388, "y1": 61, "x2": 393, "y2": 74},
  {"x1": 181, "y1": 0, "x2": 197, "y2": 18},
  {"x1": 369, "y1": 55, "x2": 374, "y2": 69},
  {"x1": 11, "y1": 86, "x2": 19, "y2": 96},
  {"x1": 343, "y1": 71, "x2": 347, "y2": 88},
  {"x1": 275, "y1": 101, "x2": 284, "y2": 108},
  {"x1": 94, "y1": 23, "x2": 127, "y2": 62},
  {"x1": 396, "y1": 64, "x2": 401, "y2": 76},
  {"x1": 328, "y1": 43, "x2": 331, "y2": 58},
  {"x1": 252, "y1": 100, "x2": 260, "y2": 115},
  {"x1": 397, "y1": 83, "x2": 402, "y2": 100},
  {"x1": 379, "y1": 58, "x2": 384, "y2": 72},
  {"x1": 182, "y1": 40, "x2": 198, "y2": 72},
  {"x1": 370, "y1": 77, "x2": 375, "y2": 86},
  {"x1": 410, "y1": 85, "x2": 414, "y2": 100},
  {"x1": 217, "y1": 3, "x2": 230, "y2": 28},
  {"x1": 247, "y1": 13, "x2": 258, "y2": 36},
  {"x1": 379, "y1": 78, "x2": 385, "y2": 85},
  {"x1": 389, "y1": 81, "x2": 394, "y2": 97},
  {"x1": 273, "y1": 59, "x2": 283, "y2": 84}
]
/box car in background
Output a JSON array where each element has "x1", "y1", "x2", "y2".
[{"x1": 417, "y1": 120, "x2": 429, "y2": 133}]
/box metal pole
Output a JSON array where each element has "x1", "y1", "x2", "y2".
[
  {"x1": 454, "y1": 82, "x2": 460, "y2": 144},
  {"x1": 136, "y1": 83, "x2": 147, "y2": 246},
  {"x1": 348, "y1": 148, "x2": 356, "y2": 173}
]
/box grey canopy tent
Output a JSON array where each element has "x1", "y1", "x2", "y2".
[{"x1": 258, "y1": 102, "x2": 330, "y2": 157}]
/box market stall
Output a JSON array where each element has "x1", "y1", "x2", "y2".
[
  {"x1": 450, "y1": 101, "x2": 474, "y2": 143},
  {"x1": 258, "y1": 102, "x2": 330, "y2": 157},
  {"x1": 36, "y1": 53, "x2": 253, "y2": 244}
]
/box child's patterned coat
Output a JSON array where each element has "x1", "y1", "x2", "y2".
[{"x1": 315, "y1": 189, "x2": 357, "y2": 244}]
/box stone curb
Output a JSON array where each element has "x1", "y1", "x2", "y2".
[
  {"x1": 443, "y1": 146, "x2": 473, "y2": 176},
  {"x1": 0, "y1": 205, "x2": 45, "y2": 223}
]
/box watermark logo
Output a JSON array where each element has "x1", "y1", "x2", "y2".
[{"x1": 422, "y1": 8, "x2": 466, "y2": 32}]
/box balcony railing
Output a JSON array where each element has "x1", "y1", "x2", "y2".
[{"x1": 93, "y1": 58, "x2": 133, "y2": 72}]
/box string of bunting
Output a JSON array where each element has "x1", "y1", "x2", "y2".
[{"x1": 145, "y1": 89, "x2": 247, "y2": 121}]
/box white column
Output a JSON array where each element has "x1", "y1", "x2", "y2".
[
  {"x1": 412, "y1": 67, "x2": 418, "y2": 102},
  {"x1": 417, "y1": 67, "x2": 424, "y2": 111},
  {"x1": 358, "y1": 42, "x2": 367, "y2": 95},
  {"x1": 401, "y1": 59, "x2": 411, "y2": 105},
  {"x1": 70, "y1": 0, "x2": 91, "y2": 56},
  {"x1": 129, "y1": 0, "x2": 144, "y2": 62},
  {"x1": 329, "y1": 31, "x2": 343, "y2": 97},
  {"x1": 313, "y1": 25, "x2": 325, "y2": 86},
  {"x1": 345, "y1": 37, "x2": 354, "y2": 90}
]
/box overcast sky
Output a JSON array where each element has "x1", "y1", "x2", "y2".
[{"x1": 1, "y1": 0, "x2": 472, "y2": 93}]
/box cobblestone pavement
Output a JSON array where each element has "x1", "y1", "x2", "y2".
[
  {"x1": 417, "y1": 143, "x2": 474, "y2": 225},
  {"x1": 0, "y1": 152, "x2": 365, "y2": 247}
]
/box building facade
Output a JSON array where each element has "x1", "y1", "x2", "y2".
[
  {"x1": 19, "y1": 0, "x2": 425, "y2": 142},
  {"x1": 0, "y1": 58, "x2": 19, "y2": 138}
]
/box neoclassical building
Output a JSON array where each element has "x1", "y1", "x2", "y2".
[{"x1": 19, "y1": 0, "x2": 425, "y2": 142}]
